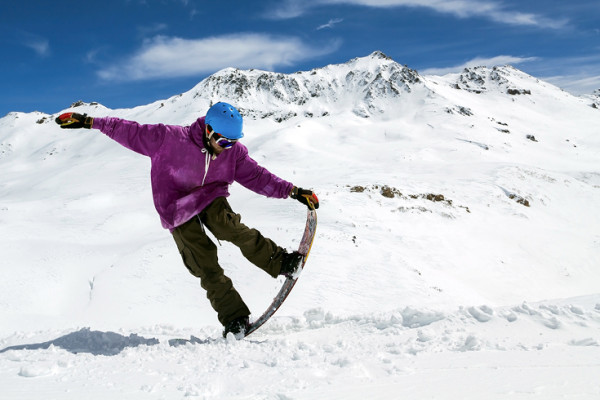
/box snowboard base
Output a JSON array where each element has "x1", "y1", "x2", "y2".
[{"x1": 244, "y1": 206, "x2": 317, "y2": 338}]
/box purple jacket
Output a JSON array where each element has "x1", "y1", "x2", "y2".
[{"x1": 93, "y1": 116, "x2": 294, "y2": 230}]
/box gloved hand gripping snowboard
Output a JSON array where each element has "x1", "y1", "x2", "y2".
[
  {"x1": 291, "y1": 186, "x2": 319, "y2": 209},
  {"x1": 55, "y1": 112, "x2": 94, "y2": 129}
]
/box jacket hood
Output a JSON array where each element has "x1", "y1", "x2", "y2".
[{"x1": 189, "y1": 116, "x2": 207, "y2": 149}]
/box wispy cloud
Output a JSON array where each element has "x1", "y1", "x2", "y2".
[
  {"x1": 127, "y1": 0, "x2": 199, "y2": 19},
  {"x1": 137, "y1": 23, "x2": 168, "y2": 37},
  {"x1": 97, "y1": 33, "x2": 341, "y2": 81},
  {"x1": 265, "y1": 0, "x2": 316, "y2": 19},
  {"x1": 317, "y1": 18, "x2": 344, "y2": 30},
  {"x1": 269, "y1": 0, "x2": 567, "y2": 29},
  {"x1": 421, "y1": 55, "x2": 538, "y2": 76},
  {"x1": 545, "y1": 74, "x2": 600, "y2": 95},
  {"x1": 19, "y1": 32, "x2": 50, "y2": 57},
  {"x1": 85, "y1": 49, "x2": 101, "y2": 63},
  {"x1": 527, "y1": 54, "x2": 600, "y2": 95}
]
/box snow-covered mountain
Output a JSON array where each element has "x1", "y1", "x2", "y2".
[
  {"x1": 190, "y1": 51, "x2": 423, "y2": 119},
  {"x1": 21, "y1": 50, "x2": 597, "y2": 128},
  {"x1": 1, "y1": 52, "x2": 599, "y2": 399}
]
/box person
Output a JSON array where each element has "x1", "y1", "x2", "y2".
[{"x1": 55, "y1": 102, "x2": 319, "y2": 338}]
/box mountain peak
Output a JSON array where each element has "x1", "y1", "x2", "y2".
[
  {"x1": 369, "y1": 50, "x2": 392, "y2": 60},
  {"x1": 345, "y1": 51, "x2": 397, "y2": 68},
  {"x1": 185, "y1": 51, "x2": 425, "y2": 121}
]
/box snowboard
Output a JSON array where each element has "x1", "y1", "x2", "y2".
[{"x1": 244, "y1": 205, "x2": 318, "y2": 338}]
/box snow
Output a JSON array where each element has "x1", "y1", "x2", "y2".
[{"x1": 1, "y1": 52, "x2": 599, "y2": 399}]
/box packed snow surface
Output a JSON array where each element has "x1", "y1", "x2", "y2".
[{"x1": 1, "y1": 53, "x2": 599, "y2": 399}]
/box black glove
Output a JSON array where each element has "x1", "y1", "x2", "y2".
[
  {"x1": 55, "y1": 112, "x2": 94, "y2": 129},
  {"x1": 291, "y1": 186, "x2": 319, "y2": 209}
]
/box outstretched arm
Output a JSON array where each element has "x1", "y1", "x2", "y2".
[{"x1": 56, "y1": 113, "x2": 166, "y2": 157}]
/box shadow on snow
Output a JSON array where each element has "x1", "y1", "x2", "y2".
[{"x1": 0, "y1": 328, "x2": 159, "y2": 356}]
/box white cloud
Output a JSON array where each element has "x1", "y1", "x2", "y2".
[
  {"x1": 545, "y1": 74, "x2": 600, "y2": 95},
  {"x1": 98, "y1": 33, "x2": 341, "y2": 81},
  {"x1": 317, "y1": 18, "x2": 344, "y2": 30},
  {"x1": 85, "y1": 49, "x2": 101, "y2": 63},
  {"x1": 137, "y1": 23, "x2": 168, "y2": 37},
  {"x1": 265, "y1": 0, "x2": 317, "y2": 19},
  {"x1": 531, "y1": 55, "x2": 600, "y2": 95},
  {"x1": 420, "y1": 56, "x2": 538, "y2": 76},
  {"x1": 270, "y1": 0, "x2": 567, "y2": 29},
  {"x1": 20, "y1": 33, "x2": 50, "y2": 57}
]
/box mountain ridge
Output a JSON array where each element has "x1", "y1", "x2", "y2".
[{"x1": 5, "y1": 51, "x2": 597, "y2": 125}]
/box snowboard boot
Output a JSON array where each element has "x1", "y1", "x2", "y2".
[
  {"x1": 222, "y1": 316, "x2": 250, "y2": 339},
  {"x1": 279, "y1": 251, "x2": 303, "y2": 279}
]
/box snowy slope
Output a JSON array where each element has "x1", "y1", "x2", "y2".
[{"x1": 1, "y1": 52, "x2": 599, "y2": 399}]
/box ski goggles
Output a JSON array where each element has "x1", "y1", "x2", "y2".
[{"x1": 207, "y1": 126, "x2": 238, "y2": 149}]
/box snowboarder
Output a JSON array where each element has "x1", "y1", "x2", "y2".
[{"x1": 55, "y1": 102, "x2": 319, "y2": 338}]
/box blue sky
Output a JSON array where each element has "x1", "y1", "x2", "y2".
[{"x1": 2, "y1": 0, "x2": 599, "y2": 116}]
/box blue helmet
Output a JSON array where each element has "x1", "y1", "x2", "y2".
[{"x1": 205, "y1": 102, "x2": 244, "y2": 140}]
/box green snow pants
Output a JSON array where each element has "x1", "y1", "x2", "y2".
[{"x1": 172, "y1": 197, "x2": 286, "y2": 326}]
